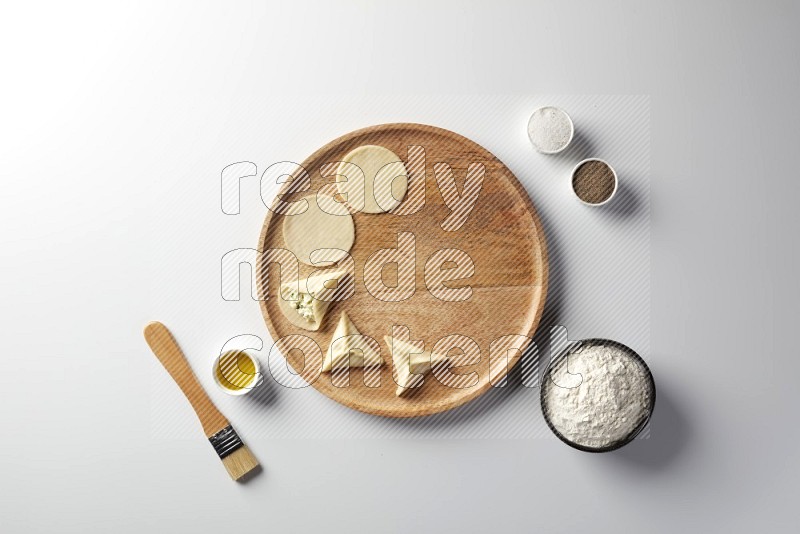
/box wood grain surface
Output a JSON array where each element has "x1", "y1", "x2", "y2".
[{"x1": 257, "y1": 123, "x2": 548, "y2": 417}]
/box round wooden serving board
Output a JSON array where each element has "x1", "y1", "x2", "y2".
[{"x1": 257, "y1": 123, "x2": 547, "y2": 417}]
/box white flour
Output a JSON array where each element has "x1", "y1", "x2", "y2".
[
  {"x1": 542, "y1": 343, "x2": 653, "y2": 449},
  {"x1": 527, "y1": 107, "x2": 573, "y2": 153}
]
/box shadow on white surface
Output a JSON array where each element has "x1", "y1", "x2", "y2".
[
  {"x1": 600, "y1": 176, "x2": 648, "y2": 220},
  {"x1": 609, "y1": 384, "x2": 691, "y2": 471},
  {"x1": 243, "y1": 372, "x2": 281, "y2": 409},
  {"x1": 557, "y1": 128, "x2": 598, "y2": 163}
]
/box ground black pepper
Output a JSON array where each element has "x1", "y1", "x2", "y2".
[{"x1": 572, "y1": 160, "x2": 616, "y2": 204}]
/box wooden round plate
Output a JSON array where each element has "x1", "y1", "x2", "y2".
[{"x1": 257, "y1": 123, "x2": 547, "y2": 417}]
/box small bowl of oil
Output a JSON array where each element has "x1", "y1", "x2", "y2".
[{"x1": 212, "y1": 349, "x2": 263, "y2": 396}]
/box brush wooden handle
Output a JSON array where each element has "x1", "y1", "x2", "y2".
[{"x1": 144, "y1": 321, "x2": 228, "y2": 437}]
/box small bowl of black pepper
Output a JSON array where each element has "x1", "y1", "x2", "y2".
[{"x1": 571, "y1": 158, "x2": 618, "y2": 207}]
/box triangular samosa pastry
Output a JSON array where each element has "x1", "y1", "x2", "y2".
[
  {"x1": 384, "y1": 336, "x2": 449, "y2": 397},
  {"x1": 321, "y1": 312, "x2": 383, "y2": 372},
  {"x1": 278, "y1": 269, "x2": 347, "y2": 331}
]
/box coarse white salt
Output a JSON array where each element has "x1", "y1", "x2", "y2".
[{"x1": 527, "y1": 106, "x2": 574, "y2": 154}]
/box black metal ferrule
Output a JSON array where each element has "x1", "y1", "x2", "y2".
[{"x1": 209, "y1": 425, "x2": 244, "y2": 459}]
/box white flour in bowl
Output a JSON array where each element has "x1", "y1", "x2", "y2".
[{"x1": 542, "y1": 342, "x2": 653, "y2": 450}]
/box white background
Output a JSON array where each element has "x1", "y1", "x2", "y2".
[{"x1": 1, "y1": 1, "x2": 798, "y2": 532}]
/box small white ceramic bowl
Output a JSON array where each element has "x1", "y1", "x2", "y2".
[
  {"x1": 570, "y1": 158, "x2": 618, "y2": 207},
  {"x1": 212, "y1": 349, "x2": 263, "y2": 396},
  {"x1": 527, "y1": 106, "x2": 574, "y2": 154}
]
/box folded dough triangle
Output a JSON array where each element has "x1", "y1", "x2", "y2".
[
  {"x1": 278, "y1": 269, "x2": 347, "y2": 331},
  {"x1": 321, "y1": 312, "x2": 383, "y2": 372},
  {"x1": 384, "y1": 336, "x2": 449, "y2": 397}
]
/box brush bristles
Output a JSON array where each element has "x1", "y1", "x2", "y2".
[{"x1": 221, "y1": 445, "x2": 260, "y2": 481}]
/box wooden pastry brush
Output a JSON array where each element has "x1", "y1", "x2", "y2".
[{"x1": 144, "y1": 321, "x2": 260, "y2": 481}]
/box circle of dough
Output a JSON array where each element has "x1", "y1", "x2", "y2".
[
  {"x1": 282, "y1": 195, "x2": 355, "y2": 266},
  {"x1": 337, "y1": 145, "x2": 408, "y2": 214}
]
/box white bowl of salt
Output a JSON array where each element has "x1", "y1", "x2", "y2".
[{"x1": 527, "y1": 106, "x2": 574, "y2": 154}]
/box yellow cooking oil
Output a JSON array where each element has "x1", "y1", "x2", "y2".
[{"x1": 215, "y1": 350, "x2": 257, "y2": 390}]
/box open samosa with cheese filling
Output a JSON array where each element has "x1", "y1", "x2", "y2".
[
  {"x1": 321, "y1": 312, "x2": 383, "y2": 372},
  {"x1": 278, "y1": 269, "x2": 348, "y2": 331},
  {"x1": 384, "y1": 336, "x2": 449, "y2": 397}
]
